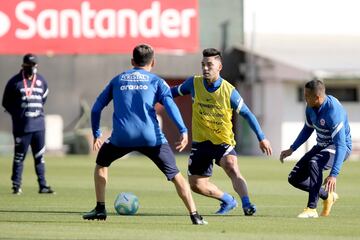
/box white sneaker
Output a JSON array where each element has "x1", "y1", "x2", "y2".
[{"x1": 297, "y1": 207, "x2": 319, "y2": 218}]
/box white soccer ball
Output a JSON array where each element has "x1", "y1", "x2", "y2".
[{"x1": 114, "y1": 192, "x2": 139, "y2": 215}]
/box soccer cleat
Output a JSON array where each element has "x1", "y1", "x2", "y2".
[
  {"x1": 297, "y1": 207, "x2": 318, "y2": 218},
  {"x1": 12, "y1": 186, "x2": 22, "y2": 195},
  {"x1": 39, "y1": 186, "x2": 56, "y2": 194},
  {"x1": 190, "y1": 212, "x2": 208, "y2": 225},
  {"x1": 321, "y1": 192, "x2": 339, "y2": 217},
  {"x1": 83, "y1": 208, "x2": 107, "y2": 221},
  {"x1": 243, "y1": 203, "x2": 257, "y2": 216},
  {"x1": 215, "y1": 197, "x2": 238, "y2": 214}
]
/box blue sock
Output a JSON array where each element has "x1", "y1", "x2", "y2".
[
  {"x1": 220, "y1": 192, "x2": 233, "y2": 203},
  {"x1": 241, "y1": 196, "x2": 251, "y2": 208}
]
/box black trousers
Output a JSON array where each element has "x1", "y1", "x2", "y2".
[
  {"x1": 11, "y1": 131, "x2": 47, "y2": 188},
  {"x1": 288, "y1": 145, "x2": 335, "y2": 209}
]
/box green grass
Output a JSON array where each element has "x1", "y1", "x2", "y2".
[{"x1": 0, "y1": 154, "x2": 359, "y2": 240}]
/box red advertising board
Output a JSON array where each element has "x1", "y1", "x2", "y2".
[{"x1": 0, "y1": 0, "x2": 198, "y2": 54}]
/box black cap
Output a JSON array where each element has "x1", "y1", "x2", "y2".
[{"x1": 23, "y1": 53, "x2": 38, "y2": 65}]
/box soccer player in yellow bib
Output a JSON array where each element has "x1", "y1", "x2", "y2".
[{"x1": 171, "y1": 48, "x2": 272, "y2": 215}]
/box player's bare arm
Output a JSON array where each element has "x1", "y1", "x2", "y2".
[
  {"x1": 175, "y1": 132, "x2": 188, "y2": 152},
  {"x1": 279, "y1": 148, "x2": 294, "y2": 163},
  {"x1": 93, "y1": 138, "x2": 103, "y2": 151},
  {"x1": 259, "y1": 139, "x2": 272, "y2": 156}
]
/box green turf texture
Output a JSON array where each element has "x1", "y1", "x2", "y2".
[{"x1": 0, "y1": 154, "x2": 359, "y2": 240}]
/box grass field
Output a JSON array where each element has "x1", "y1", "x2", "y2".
[{"x1": 0, "y1": 154, "x2": 359, "y2": 240}]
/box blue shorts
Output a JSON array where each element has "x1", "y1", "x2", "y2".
[
  {"x1": 188, "y1": 141, "x2": 237, "y2": 177},
  {"x1": 96, "y1": 141, "x2": 179, "y2": 181}
]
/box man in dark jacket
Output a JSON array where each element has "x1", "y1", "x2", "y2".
[{"x1": 2, "y1": 53, "x2": 55, "y2": 195}]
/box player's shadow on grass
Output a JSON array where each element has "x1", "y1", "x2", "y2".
[
  {"x1": 0, "y1": 209, "x2": 268, "y2": 218},
  {"x1": 132, "y1": 213, "x2": 244, "y2": 217},
  {"x1": 0, "y1": 209, "x2": 197, "y2": 217},
  {"x1": 124, "y1": 213, "x2": 187, "y2": 217},
  {"x1": 0, "y1": 209, "x2": 84, "y2": 214}
]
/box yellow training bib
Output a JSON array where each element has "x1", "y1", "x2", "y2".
[{"x1": 192, "y1": 76, "x2": 235, "y2": 145}]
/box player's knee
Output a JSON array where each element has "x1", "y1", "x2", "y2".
[
  {"x1": 34, "y1": 156, "x2": 45, "y2": 164},
  {"x1": 189, "y1": 181, "x2": 199, "y2": 192},
  {"x1": 288, "y1": 174, "x2": 296, "y2": 186},
  {"x1": 189, "y1": 181, "x2": 203, "y2": 194},
  {"x1": 223, "y1": 163, "x2": 240, "y2": 178},
  {"x1": 308, "y1": 160, "x2": 319, "y2": 171},
  {"x1": 222, "y1": 159, "x2": 237, "y2": 172}
]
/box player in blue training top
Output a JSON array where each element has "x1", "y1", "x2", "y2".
[
  {"x1": 2, "y1": 53, "x2": 55, "y2": 195},
  {"x1": 171, "y1": 48, "x2": 272, "y2": 216},
  {"x1": 280, "y1": 79, "x2": 352, "y2": 218},
  {"x1": 82, "y1": 44, "x2": 207, "y2": 225}
]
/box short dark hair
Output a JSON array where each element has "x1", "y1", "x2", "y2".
[
  {"x1": 305, "y1": 79, "x2": 325, "y2": 96},
  {"x1": 202, "y1": 48, "x2": 222, "y2": 61},
  {"x1": 132, "y1": 44, "x2": 154, "y2": 67}
]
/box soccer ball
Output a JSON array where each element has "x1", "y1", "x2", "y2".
[{"x1": 114, "y1": 192, "x2": 139, "y2": 215}]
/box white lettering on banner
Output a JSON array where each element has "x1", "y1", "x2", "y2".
[
  {"x1": 15, "y1": 1, "x2": 37, "y2": 39},
  {"x1": 82, "y1": 2, "x2": 96, "y2": 38},
  {"x1": 95, "y1": 9, "x2": 116, "y2": 38},
  {"x1": 60, "y1": 10, "x2": 81, "y2": 38},
  {"x1": 38, "y1": 9, "x2": 58, "y2": 39},
  {"x1": 160, "y1": 9, "x2": 180, "y2": 38},
  {"x1": 14, "y1": 1, "x2": 196, "y2": 39},
  {"x1": 117, "y1": 9, "x2": 137, "y2": 37},
  {"x1": 0, "y1": 11, "x2": 11, "y2": 37}
]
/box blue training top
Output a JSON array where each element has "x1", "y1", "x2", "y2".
[
  {"x1": 290, "y1": 95, "x2": 352, "y2": 177},
  {"x1": 171, "y1": 76, "x2": 265, "y2": 142},
  {"x1": 91, "y1": 68, "x2": 187, "y2": 147},
  {"x1": 2, "y1": 70, "x2": 49, "y2": 134}
]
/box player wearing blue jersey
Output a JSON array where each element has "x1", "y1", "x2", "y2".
[
  {"x1": 280, "y1": 79, "x2": 352, "y2": 218},
  {"x1": 171, "y1": 48, "x2": 272, "y2": 216},
  {"x1": 2, "y1": 53, "x2": 55, "y2": 195},
  {"x1": 83, "y1": 44, "x2": 207, "y2": 225}
]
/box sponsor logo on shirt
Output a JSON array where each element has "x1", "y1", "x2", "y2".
[
  {"x1": 121, "y1": 72, "x2": 149, "y2": 81},
  {"x1": 120, "y1": 85, "x2": 148, "y2": 91},
  {"x1": 320, "y1": 118, "x2": 326, "y2": 126}
]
